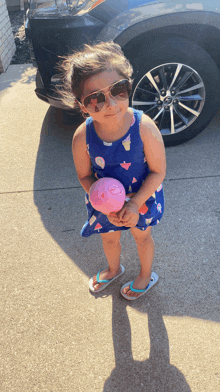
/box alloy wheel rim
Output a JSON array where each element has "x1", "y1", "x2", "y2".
[{"x1": 132, "y1": 63, "x2": 205, "y2": 135}]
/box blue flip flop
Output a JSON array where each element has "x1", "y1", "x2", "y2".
[
  {"x1": 89, "y1": 265, "x2": 125, "y2": 293},
  {"x1": 120, "y1": 272, "x2": 158, "y2": 300}
]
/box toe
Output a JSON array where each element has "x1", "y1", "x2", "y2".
[
  {"x1": 123, "y1": 286, "x2": 136, "y2": 296},
  {"x1": 124, "y1": 288, "x2": 141, "y2": 297},
  {"x1": 122, "y1": 286, "x2": 130, "y2": 294},
  {"x1": 129, "y1": 290, "x2": 139, "y2": 297},
  {"x1": 125, "y1": 289, "x2": 134, "y2": 297},
  {"x1": 93, "y1": 276, "x2": 102, "y2": 291}
]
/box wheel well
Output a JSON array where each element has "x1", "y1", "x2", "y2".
[{"x1": 121, "y1": 24, "x2": 220, "y2": 73}]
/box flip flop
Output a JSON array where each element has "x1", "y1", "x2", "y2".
[
  {"x1": 120, "y1": 272, "x2": 158, "y2": 300},
  {"x1": 89, "y1": 265, "x2": 125, "y2": 293}
]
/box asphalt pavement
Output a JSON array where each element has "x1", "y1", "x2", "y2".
[{"x1": 1, "y1": 64, "x2": 220, "y2": 392}]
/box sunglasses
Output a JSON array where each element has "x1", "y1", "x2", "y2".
[{"x1": 81, "y1": 79, "x2": 132, "y2": 113}]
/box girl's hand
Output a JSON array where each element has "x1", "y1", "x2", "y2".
[
  {"x1": 107, "y1": 211, "x2": 125, "y2": 227},
  {"x1": 116, "y1": 200, "x2": 139, "y2": 228}
]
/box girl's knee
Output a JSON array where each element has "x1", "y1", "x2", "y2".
[
  {"x1": 101, "y1": 231, "x2": 121, "y2": 245},
  {"x1": 131, "y1": 227, "x2": 153, "y2": 245}
]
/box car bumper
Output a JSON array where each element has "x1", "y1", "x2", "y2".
[
  {"x1": 35, "y1": 87, "x2": 72, "y2": 110},
  {"x1": 26, "y1": 13, "x2": 105, "y2": 101}
]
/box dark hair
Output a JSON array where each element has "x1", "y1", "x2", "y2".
[{"x1": 57, "y1": 41, "x2": 133, "y2": 110}]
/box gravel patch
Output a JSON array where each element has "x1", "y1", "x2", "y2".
[{"x1": 9, "y1": 10, "x2": 32, "y2": 65}]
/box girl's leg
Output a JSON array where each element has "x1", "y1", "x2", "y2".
[
  {"x1": 92, "y1": 230, "x2": 122, "y2": 290},
  {"x1": 122, "y1": 226, "x2": 155, "y2": 298}
]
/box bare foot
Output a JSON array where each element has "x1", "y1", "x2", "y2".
[
  {"x1": 92, "y1": 266, "x2": 122, "y2": 291},
  {"x1": 122, "y1": 275, "x2": 151, "y2": 298}
]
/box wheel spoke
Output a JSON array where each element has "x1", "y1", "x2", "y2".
[
  {"x1": 173, "y1": 106, "x2": 188, "y2": 125},
  {"x1": 136, "y1": 86, "x2": 158, "y2": 95},
  {"x1": 178, "y1": 102, "x2": 200, "y2": 116},
  {"x1": 176, "y1": 82, "x2": 204, "y2": 95},
  {"x1": 146, "y1": 71, "x2": 161, "y2": 94},
  {"x1": 169, "y1": 64, "x2": 182, "y2": 90},
  {"x1": 132, "y1": 100, "x2": 157, "y2": 106},
  {"x1": 159, "y1": 66, "x2": 168, "y2": 90},
  {"x1": 158, "y1": 111, "x2": 167, "y2": 133},
  {"x1": 170, "y1": 106, "x2": 175, "y2": 134},
  {"x1": 143, "y1": 105, "x2": 158, "y2": 114},
  {"x1": 175, "y1": 71, "x2": 193, "y2": 91},
  {"x1": 178, "y1": 94, "x2": 203, "y2": 101},
  {"x1": 153, "y1": 107, "x2": 164, "y2": 121}
]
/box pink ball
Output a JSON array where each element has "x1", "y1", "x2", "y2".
[{"x1": 89, "y1": 177, "x2": 126, "y2": 214}]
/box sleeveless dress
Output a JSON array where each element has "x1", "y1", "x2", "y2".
[{"x1": 81, "y1": 109, "x2": 164, "y2": 237}]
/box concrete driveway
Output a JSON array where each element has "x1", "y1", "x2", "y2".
[{"x1": 0, "y1": 64, "x2": 220, "y2": 392}]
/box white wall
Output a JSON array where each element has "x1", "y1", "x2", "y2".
[
  {"x1": 0, "y1": 0, "x2": 16, "y2": 72},
  {"x1": 6, "y1": 0, "x2": 27, "y2": 11}
]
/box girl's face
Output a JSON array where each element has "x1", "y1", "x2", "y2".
[{"x1": 80, "y1": 69, "x2": 129, "y2": 125}]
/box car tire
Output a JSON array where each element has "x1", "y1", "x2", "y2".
[{"x1": 124, "y1": 37, "x2": 220, "y2": 146}]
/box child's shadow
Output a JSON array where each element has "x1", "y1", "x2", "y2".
[{"x1": 103, "y1": 295, "x2": 191, "y2": 392}]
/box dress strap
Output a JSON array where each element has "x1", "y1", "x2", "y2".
[
  {"x1": 132, "y1": 108, "x2": 143, "y2": 128},
  {"x1": 85, "y1": 116, "x2": 93, "y2": 146}
]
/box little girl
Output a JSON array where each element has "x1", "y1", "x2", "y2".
[{"x1": 59, "y1": 41, "x2": 166, "y2": 300}]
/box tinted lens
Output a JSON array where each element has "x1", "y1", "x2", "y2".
[
  {"x1": 110, "y1": 80, "x2": 131, "y2": 100},
  {"x1": 83, "y1": 92, "x2": 105, "y2": 112}
]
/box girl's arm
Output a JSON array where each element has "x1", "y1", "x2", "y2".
[
  {"x1": 116, "y1": 114, "x2": 166, "y2": 226},
  {"x1": 72, "y1": 122, "x2": 97, "y2": 194}
]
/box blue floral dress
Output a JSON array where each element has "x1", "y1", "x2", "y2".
[{"x1": 81, "y1": 109, "x2": 164, "y2": 237}]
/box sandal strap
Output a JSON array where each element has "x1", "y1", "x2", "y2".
[
  {"x1": 130, "y1": 281, "x2": 150, "y2": 293},
  {"x1": 96, "y1": 269, "x2": 112, "y2": 283}
]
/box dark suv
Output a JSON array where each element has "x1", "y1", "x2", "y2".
[{"x1": 25, "y1": 0, "x2": 220, "y2": 146}]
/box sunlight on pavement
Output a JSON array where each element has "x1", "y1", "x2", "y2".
[{"x1": 127, "y1": 306, "x2": 220, "y2": 390}]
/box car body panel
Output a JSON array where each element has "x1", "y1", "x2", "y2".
[
  {"x1": 95, "y1": 1, "x2": 220, "y2": 43},
  {"x1": 88, "y1": 0, "x2": 157, "y2": 23}
]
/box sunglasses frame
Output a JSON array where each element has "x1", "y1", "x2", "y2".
[{"x1": 79, "y1": 79, "x2": 132, "y2": 113}]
